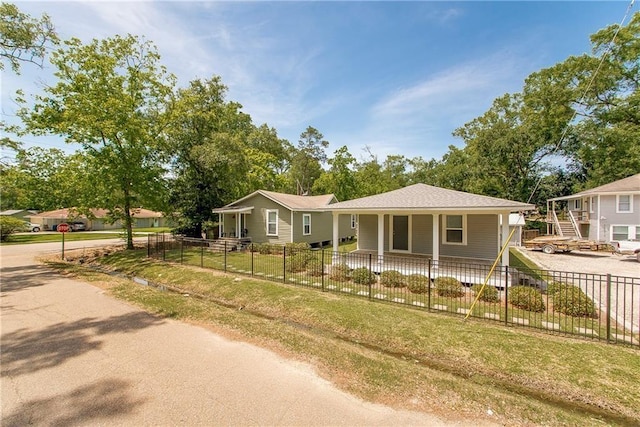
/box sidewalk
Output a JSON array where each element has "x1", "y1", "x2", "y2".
[{"x1": 1, "y1": 241, "x2": 455, "y2": 426}]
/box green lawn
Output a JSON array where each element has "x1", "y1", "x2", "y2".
[
  {"x1": 46, "y1": 247, "x2": 640, "y2": 427},
  {"x1": 0, "y1": 229, "x2": 164, "y2": 245}
]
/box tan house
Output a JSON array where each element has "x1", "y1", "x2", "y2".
[
  {"x1": 546, "y1": 173, "x2": 640, "y2": 243},
  {"x1": 28, "y1": 208, "x2": 166, "y2": 231},
  {"x1": 213, "y1": 190, "x2": 355, "y2": 247},
  {"x1": 327, "y1": 184, "x2": 534, "y2": 267}
]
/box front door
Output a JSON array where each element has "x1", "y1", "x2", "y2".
[{"x1": 392, "y1": 215, "x2": 409, "y2": 251}]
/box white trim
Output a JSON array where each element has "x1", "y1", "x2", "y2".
[
  {"x1": 616, "y1": 194, "x2": 633, "y2": 214},
  {"x1": 302, "y1": 213, "x2": 311, "y2": 236},
  {"x1": 611, "y1": 224, "x2": 640, "y2": 241},
  {"x1": 589, "y1": 196, "x2": 595, "y2": 214},
  {"x1": 266, "y1": 209, "x2": 278, "y2": 236},
  {"x1": 442, "y1": 214, "x2": 467, "y2": 245}
]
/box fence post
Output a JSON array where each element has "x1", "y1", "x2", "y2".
[
  {"x1": 224, "y1": 241, "x2": 227, "y2": 272},
  {"x1": 162, "y1": 233, "x2": 166, "y2": 261},
  {"x1": 251, "y1": 243, "x2": 254, "y2": 276},
  {"x1": 147, "y1": 234, "x2": 150, "y2": 257},
  {"x1": 427, "y1": 259, "x2": 432, "y2": 311},
  {"x1": 155, "y1": 232, "x2": 159, "y2": 258},
  {"x1": 321, "y1": 248, "x2": 325, "y2": 291},
  {"x1": 606, "y1": 274, "x2": 612, "y2": 342},
  {"x1": 180, "y1": 238, "x2": 184, "y2": 264},
  {"x1": 504, "y1": 270, "x2": 509, "y2": 326},
  {"x1": 201, "y1": 239, "x2": 204, "y2": 268},
  {"x1": 283, "y1": 245, "x2": 286, "y2": 284},
  {"x1": 368, "y1": 253, "x2": 373, "y2": 300}
]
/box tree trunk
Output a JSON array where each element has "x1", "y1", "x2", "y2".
[{"x1": 123, "y1": 194, "x2": 134, "y2": 250}]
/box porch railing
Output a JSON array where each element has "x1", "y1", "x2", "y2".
[{"x1": 147, "y1": 233, "x2": 639, "y2": 348}]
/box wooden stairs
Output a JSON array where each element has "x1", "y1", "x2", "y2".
[{"x1": 208, "y1": 237, "x2": 252, "y2": 252}]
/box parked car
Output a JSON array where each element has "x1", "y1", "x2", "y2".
[
  {"x1": 24, "y1": 222, "x2": 41, "y2": 232},
  {"x1": 70, "y1": 221, "x2": 86, "y2": 231},
  {"x1": 611, "y1": 240, "x2": 640, "y2": 262}
]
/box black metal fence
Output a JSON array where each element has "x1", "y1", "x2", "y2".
[{"x1": 147, "y1": 233, "x2": 640, "y2": 348}]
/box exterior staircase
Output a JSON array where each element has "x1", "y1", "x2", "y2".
[
  {"x1": 208, "y1": 237, "x2": 252, "y2": 252},
  {"x1": 556, "y1": 220, "x2": 578, "y2": 238}
]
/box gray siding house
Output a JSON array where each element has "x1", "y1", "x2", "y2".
[
  {"x1": 327, "y1": 184, "x2": 534, "y2": 266},
  {"x1": 546, "y1": 173, "x2": 640, "y2": 242},
  {"x1": 213, "y1": 190, "x2": 355, "y2": 247}
]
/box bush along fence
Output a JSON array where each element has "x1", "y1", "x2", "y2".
[{"x1": 147, "y1": 233, "x2": 640, "y2": 348}]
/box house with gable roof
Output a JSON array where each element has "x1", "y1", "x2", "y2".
[
  {"x1": 546, "y1": 173, "x2": 640, "y2": 242},
  {"x1": 213, "y1": 190, "x2": 355, "y2": 247},
  {"x1": 327, "y1": 183, "x2": 534, "y2": 267}
]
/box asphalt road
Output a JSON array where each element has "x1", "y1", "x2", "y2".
[{"x1": 1, "y1": 240, "x2": 456, "y2": 426}]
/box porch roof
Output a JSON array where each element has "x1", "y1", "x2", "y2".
[
  {"x1": 212, "y1": 206, "x2": 254, "y2": 214},
  {"x1": 328, "y1": 183, "x2": 534, "y2": 212}
]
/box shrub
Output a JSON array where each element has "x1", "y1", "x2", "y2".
[
  {"x1": 286, "y1": 253, "x2": 309, "y2": 273},
  {"x1": 406, "y1": 274, "x2": 429, "y2": 294},
  {"x1": 352, "y1": 267, "x2": 375, "y2": 285},
  {"x1": 0, "y1": 217, "x2": 27, "y2": 241},
  {"x1": 329, "y1": 263, "x2": 350, "y2": 281},
  {"x1": 508, "y1": 286, "x2": 545, "y2": 312},
  {"x1": 306, "y1": 257, "x2": 324, "y2": 277},
  {"x1": 380, "y1": 270, "x2": 405, "y2": 288},
  {"x1": 552, "y1": 285, "x2": 598, "y2": 318},
  {"x1": 285, "y1": 242, "x2": 310, "y2": 256},
  {"x1": 471, "y1": 284, "x2": 501, "y2": 303},
  {"x1": 434, "y1": 277, "x2": 464, "y2": 297},
  {"x1": 254, "y1": 243, "x2": 278, "y2": 255},
  {"x1": 546, "y1": 281, "x2": 570, "y2": 296}
]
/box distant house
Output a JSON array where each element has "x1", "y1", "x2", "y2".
[
  {"x1": 327, "y1": 184, "x2": 534, "y2": 267},
  {"x1": 0, "y1": 209, "x2": 38, "y2": 221},
  {"x1": 546, "y1": 173, "x2": 640, "y2": 242},
  {"x1": 213, "y1": 190, "x2": 355, "y2": 247},
  {"x1": 27, "y1": 208, "x2": 166, "y2": 231}
]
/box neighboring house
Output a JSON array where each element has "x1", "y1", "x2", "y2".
[
  {"x1": 327, "y1": 184, "x2": 534, "y2": 267},
  {"x1": 508, "y1": 213, "x2": 526, "y2": 247},
  {"x1": 0, "y1": 209, "x2": 38, "y2": 221},
  {"x1": 28, "y1": 208, "x2": 166, "y2": 231},
  {"x1": 546, "y1": 173, "x2": 640, "y2": 243},
  {"x1": 212, "y1": 190, "x2": 355, "y2": 247}
]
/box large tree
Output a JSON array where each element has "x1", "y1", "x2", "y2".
[
  {"x1": 312, "y1": 145, "x2": 358, "y2": 201},
  {"x1": 166, "y1": 76, "x2": 253, "y2": 236},
  {"x1": 19, "y1": 35, "x2": 175, "y2": 248},
  {"x1": 287, "y1": 126, "x2": 329, "y2": 195},
  {"x1": 0, "y1": 2, "x2": 57, "y2": 74}
]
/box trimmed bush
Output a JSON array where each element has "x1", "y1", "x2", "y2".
[
  {"x1": 0, "y1": 217, "x2": 26, "y2": 241},
  {"x1": 380, "y1": 270, "x2": 405, "y2": 288},
  {"x1": 546, "y1": 281, "x2": 570, "y2": 296},
  {"x1": 253, "y1": 243, "x2": 280, "y2": 255},
  {"x1": 352, "y1": 267, "x2": 375, "y2": 285},
  {"x1": 329, "y1": 263, "x2": 350, "y2": 281},
  {"x1": 285, "y1": 242, "x2": 310, "y2": 256},
  {"x1": 306, "y1": 257, "x2": 324, "y2": 277},
  {"x1": 434, "y1": 277, "x2": 464, "y2": 297},
  {"x1": 471, "y1": 284, "x2": 501, "y2": 303},
  {"x1": 286, "y1": 253, "x2": 309, "y2": 273},
  {"x1": 508, "y1": 286, "x2": 545, "y2": 312},
  {"x1": 406, "y1": 274, "x2": 429, "y2": 294},
  {"x1": 552, "y1": 285, "x2": 598, "y2": 318}
]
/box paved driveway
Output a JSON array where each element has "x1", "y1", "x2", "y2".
[{"x1": 1, "y1": 241, "x2": 456, "y2": 426}]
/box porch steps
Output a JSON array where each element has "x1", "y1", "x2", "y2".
[
  {"x1": 208, "y1": 237, "x2": 252, "y2": 252},
  {"x1": 556, "y1": 220, "x2": 578, "y2": 238}
]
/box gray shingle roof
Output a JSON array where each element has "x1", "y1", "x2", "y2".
[
  {"x1": 328, "y1": 184, "x2": 534, "y2": 211},
  {"x1": 575, "y1": 173, "x2": 640, "y2": 196},
  {"x1": 228, "y1": 190, "x2": 336, "y2": 211}
]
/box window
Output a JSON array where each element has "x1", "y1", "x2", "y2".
[
  {"x1": 350, "y1": 214, "x2": 357, "y2": 229},
  {"x1": 612, "y1": 225, "x2": 629, "y2": 241},
  {"x1": 573, "y1": 199, "x2": 582, "y2": 210},
  {"x1": 617, "y1": 195, "x2": 633, "y2": 213},
  {"x1": 636, "y1": 227, "x2": 640, "y2": 241},
  {"x1": 302, "y1": 214, "x2": 311, "y2": 235},
  {"x1": 266, "y1": 209, "x2": 278, "y2": 236},
  {"x1": 590, "y1": 197, "x2": 595, "y2": 214},
  {"x1": 444, "y1": 214, "x2": 466, "y2": 245}
]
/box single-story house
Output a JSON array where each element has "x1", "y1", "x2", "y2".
[
  {"x1": 546, "y1": 173, "x2": 640, "y2": 242},
  {"x1": 0, "y1": 209, "x2": 38, "y2": 220},
  {"x1": 327, "y1": 183, "x2": 535, "y2": 267},
  {"x1": 213, "y1": 190, "x2": 355, "y2": 247},
  {"x1": 28, "y1": 208, "x2": 167, "y2": 231}
]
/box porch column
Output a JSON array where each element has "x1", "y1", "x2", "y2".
[
  {"x1": 432, "y1": 214, "x2": 440, "y2": 265},
  {"x1": 332, "y1": 212, "x2": 339, "y2": 253},
  {"x1": 597, "y1": 195, "x2": 601, "y2": 241},
  {"x1": 219, "y1": 215, "x2": 224, "y2": 238},
  {"x1": 501, "y1": 212, "x2": 510, "y2": 266},
  {"x1": 377, "y1": 213, "x2": 384, "y2": 262}
]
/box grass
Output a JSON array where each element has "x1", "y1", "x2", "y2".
[
  {"x1": 1, "y1": 228, "x2": 169, "y2": 245},
  {"x1": 45, "y1": 246, "x2": 640, "y2": 427}
]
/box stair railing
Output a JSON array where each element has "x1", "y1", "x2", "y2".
[
  {"x1": 551, "y1": 210, "x2": 563, "y2": 237},
  {"x1": 568, "y1": 210, "x2": 583, "y2": 239}
]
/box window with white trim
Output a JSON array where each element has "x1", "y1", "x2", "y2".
[
  {"x1": 612, "y1": 225, "x2": 629, "y2": 241},
  {"x1": 350, "y1": 214, "x2": 357, "y2": 229},
  {"x1": 617, "y1": 195, "x2": 633, "y2": 213},
  {"x1": 266, "y1": 209, "x2": 278, "y2": 236},
  {"x1": 590, "y1": 197, "x2": 595, "y2": 213},
  {"x1": 573, "y1": 199, "x2": 582, "y2": 210},
  {"x1": 444, "y1": 214, "x2": 466, "y2": 245},
  {"x1": 302, "y1": 214, "x2": 311, "y2": 235}
]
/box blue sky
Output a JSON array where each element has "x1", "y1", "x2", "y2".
[{"x1": 2, "y1": 1, "x2": 634, "y2": 164}]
